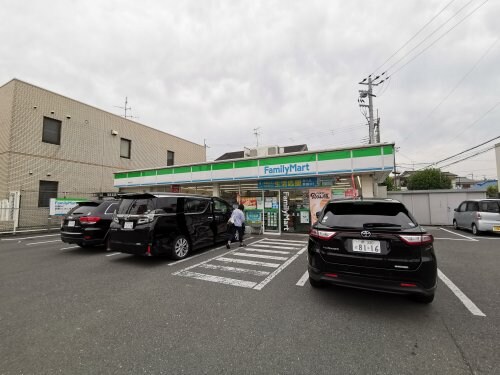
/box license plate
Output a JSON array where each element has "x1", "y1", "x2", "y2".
[
  {"x1": 124, "y1": 221, "x2": 134, "y2": 229},
  {"x1": 352, "y1": 239, "x2": 381, "y2": 254},
  {"x1": 493, "y1": 226, "x2": 500, "y2": 232},
  {"x1": 68, "y1": 221, "x2": 75, "y2": 227}
]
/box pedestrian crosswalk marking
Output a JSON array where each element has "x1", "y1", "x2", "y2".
[
  {"x1": 250, "y1": 243, "x2": 300, "y2": 250},
  {"x1": 232, "y1": 252, "x2": 289, "y2": 261},
  {"x1": 174, "y1": 238, "x2": 308, "y2": 289},
  {"x1": 176, "y1": 271, "x2": 257, "y2": 288},
  {"x1": 245, "y1": 248, "x2": 290, "y2": 255},
  {"x1": 216, "y1": 257, "x2": 280, "y2": 268},
  {"x1": 198, "y1": 263, "x2": 270, "y2": 276}
]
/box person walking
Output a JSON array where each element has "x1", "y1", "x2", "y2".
[{"x1": 226, "y1": 204, "x2": 246, "y2": 249}]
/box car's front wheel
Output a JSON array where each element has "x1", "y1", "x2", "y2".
[{"x1": 171, "y1": 235, "x2": 191, "y2": 260}]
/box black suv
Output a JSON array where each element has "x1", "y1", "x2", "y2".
[
  {"x1": 108, "y1": 192, "x2": 232, "y2": 259},
  {"x1": 308, "y1": 198, "x2": 437, "y2": 303},
  {"x1": 61, "y1": 199, "x2": 119, "y2": 248}
]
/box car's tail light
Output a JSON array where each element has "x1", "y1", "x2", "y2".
[
  {"x1": 476, "y1": 212, "x2": 482, "y2": 219},
  {"x1": 398, "y1": 234, "x2": 433, "y2": 245},
  {"x1": 310, "y1": 229, "x2": 337, "y2": 240},
  {"x1": 400, "y1": 282, "x2": 417, "y2": 287},
  {"x1": 79, "y1": 216, "x2": 101, "y2": 224},
  {"x1": 137, "y1": 213, "x2": 155, "y2": 225}
]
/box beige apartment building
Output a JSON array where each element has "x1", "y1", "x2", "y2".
[{"x1": 0, "y1": 79, "x2": 205, "y2": 230}]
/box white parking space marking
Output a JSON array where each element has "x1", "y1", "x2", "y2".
[
  {"x1": 253, "y1": 246, "x2": 307, "y2": 290},
  {"x1": 216, "y1": 257, "x2": 280, "y2": 268},
  {"x1": 433, "y1": 237, "x2": 476, "y2": 241},
  {"x1": 2, "y1": 234, "x2": 60, "y2": 241},
  {"x1": 259, "y1": 241, "x2": 305, "y2": 247},
  {"x1": 60, "y1": 246, "x2": 80, "y2": 251},
  {"x1": 245, "y1": 248, "x2": 290, "y2": 255},
  {"x1": 250, "y1": 243, "x2": 301, "y2": 250},
  {"x1": 106, "y1": 252, "x2": 122, "y2": 257},
  {"x1": 198, "y1": 264, "x2": 270, "y2": 276},
  {"x1": 295, "y1": 270, "x2": 309, "y2": 286},
  {"x1": 26, "y1": 240, "x2": 62, "y2": 246},
  {"x1": 175, "y1": 271, "x2": 257, "y2": 288},
  {"x1": 232, "y1": 252, "x2": 288, "y2": 261},
  {"x1": 174, "y1": 238, "x2": 307, "y2": 289},
  {"x1": 167, "y1": 237, "x2": 255, "y2": 267},
  {"x1": 439, "y1": 228, "x2": 478, "y2": 241},
  {"x1": 260, "y1": 238, "x2": 307, "y2": 244},
  {"x1": 438, "y1": 269, "x2": 486, "y2": 317}
]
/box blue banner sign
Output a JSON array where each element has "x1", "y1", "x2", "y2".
[{"x1": 258, "y1": 177, "x2": 318, "y2": 189}]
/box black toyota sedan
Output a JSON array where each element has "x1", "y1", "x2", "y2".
[
  {"x1": 308, "y1": 198, "x2": 437, "y2": 303},
  {"x1": 61, "y1": 199, "x2": 119, "y2": 248}
]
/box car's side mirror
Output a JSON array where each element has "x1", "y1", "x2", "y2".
[{"x1": 316, "y1": 211, "x2": 321, "y2": 219}]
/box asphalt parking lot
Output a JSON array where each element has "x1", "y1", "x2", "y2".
[{"x1": 1, "y1": 227, "x2": 499, "y2": 374}]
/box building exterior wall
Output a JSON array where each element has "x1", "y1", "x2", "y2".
[
  {"x1": 388, "y1": 190, "x2": 487, "y2": 226},
  {"x1": 0, "y1": 79, "x2": 206, "y2": 230}
]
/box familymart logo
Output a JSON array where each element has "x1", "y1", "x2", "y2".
[{"x1": 263, "y1": 163, "x2": 311, "y2": 175}]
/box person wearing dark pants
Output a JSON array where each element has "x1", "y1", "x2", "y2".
[{"x1": 227, "y1": 204, "x2": 246, "y2": 249}]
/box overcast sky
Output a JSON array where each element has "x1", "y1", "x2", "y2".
[{"x1": 1, "y1": 0, "x2": 499, "y2": 179}]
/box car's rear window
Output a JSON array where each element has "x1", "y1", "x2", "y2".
[
  {"x1": 320, "y1": 201, "x2": 417, "y2": 229},
  {"x1": 480, "y1": 201, "x2": 500, "y2": 213},
  {"x1": 69, "y1": 202, "x2": 100, "y2": 215},
  {"x1": 117, "y1": 199, "x2": 155, "y2": 215}
]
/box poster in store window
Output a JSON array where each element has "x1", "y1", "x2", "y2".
[
  {"x1": 308, "y1": 188, "x2": 331, "y2": 225},
  {"x1": 300, "y1": 210, "x2": 310, "y2": 224},
  {"x1": 240, "y1": 197, "x2": 257, "y2": 209}
]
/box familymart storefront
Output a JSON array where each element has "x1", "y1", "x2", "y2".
[{"x1": 114, "y1": 143, "x2": 394, "y2": 234}]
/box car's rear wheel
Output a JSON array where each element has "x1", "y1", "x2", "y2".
[
  {"x1": 453, "y1": 220, "x2": 458, "y2": 230},
  {"x1": 412, "y1": 293, "x2": 434, "y2": 304},
  {"x1": 309, "y1": 276, "x2": 325, "y2": 288},
  {"x1": 171, "y1": 235, "x2": 190, "y2": 260},
  {"x1": 472, "y1": 224, "x2": 481, "y2": 236}
]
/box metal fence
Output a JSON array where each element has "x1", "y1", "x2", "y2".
[{"x1": 0, "y1": 190, "x2": 108, "y2": 234}]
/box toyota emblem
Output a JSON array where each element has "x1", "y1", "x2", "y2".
[{"x1": 361, "y1": 230, "x2": 371, "y2": 238}]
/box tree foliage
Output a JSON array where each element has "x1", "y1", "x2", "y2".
[
  {"x1": 407, "y1": 169, "x2": 452, "y2": 190},
  {"x1": 380, "y1": 176, "x2": 396, "y2": 191},
  {"x1": 486, "y1": 185, "x2": 498, "y2": 198}
]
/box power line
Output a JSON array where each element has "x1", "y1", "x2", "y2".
[
  {"x1": 399, "y1": 38, "x2": 499, "y2": 145},
  {"x1": 389, "y1": 0, "x2": 489, "y2": 77},
  {"x1": 416, "y1": 135, "x2": 500, "y2": 170},
  {"x1": 439, "y1": 145, "x2": 495, "y2": 169},
  {"x1": 369, "y1": 0, "x2": 458, "y2": 77}
]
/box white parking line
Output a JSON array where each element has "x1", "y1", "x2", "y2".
[
  {"x1": 216, "y1": 257, "x2": 280, "y2": 268},
  {"x1": 245, "y1": 248, "x2": 290, "y2": 255},
  {"x1": 250, "y1": 243, "x2": 300, "y2": 250},
  {"x1": 106, "y1": 252, "x2": 122, "y2": 257},
  {"x1": 259, "y1": 239, "x2": 307, "y2": 244},
  {"x1": 198, "y1": 263, "x2": 270, "y2": 276},
  {"x1": 296, "y1": 271, "x2": 309, "y2": 286},
  {"x1": 253, "y1": 245, "x2": 308, "y2": 290},
  {"x1": 26, "y1": 240, "x2": 62, "y2": 246},
  {"x1": 167, "y1": 237, "x2": 255, "y2": 267},
  {"x1": 2, "y1": 234, "x2": 60, "y2": 241},
  {"x1": 433, "y1": 238, "x2": 476, "y2": 241},
  {"x1": 232, "y1": 252, "x2": 288, "y2": 261},
  {"x1": 175, "y1": 271, "x2": 257, "y2": 288},
  {"x1": 259, "y1": 241, "x2": 305, "y2": 247},
  {"x1": 438, "y1": 269, "x2": 486, "y2": 317},
  {"x1": 60, "y1": 246, "x2": 80, "y2": 251},
  {"x1": 439, "y1": 228, "x2": 478, "y2": 241}
]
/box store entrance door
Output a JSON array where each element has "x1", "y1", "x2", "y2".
[{"x1": 262, "y1": 190, "x2": 280, "y2": 234}]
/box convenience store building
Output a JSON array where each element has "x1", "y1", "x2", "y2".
[{"x1": 113, "y1": 143, "x2": 395, "y2": 234}]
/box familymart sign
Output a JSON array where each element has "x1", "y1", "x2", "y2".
[{"x1": 114, "y1": 145, "x2": 394, "y2": 187}]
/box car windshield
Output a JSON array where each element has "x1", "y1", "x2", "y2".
[
  {"x1": 320, "y1": 201, "x2": 417, "y2": 230},
  {"x1": 117, "y1": 198, "x2": 155, "y2": 215}
]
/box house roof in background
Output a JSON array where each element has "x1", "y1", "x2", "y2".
[{"x1": 215, "y1": 144, "x2": 308, "y2": 161}]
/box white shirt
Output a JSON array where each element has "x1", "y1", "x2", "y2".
[{"x1": 230, "y1": 208, "x2": 245, "y2": 227}]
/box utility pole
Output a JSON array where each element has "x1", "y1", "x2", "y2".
[
  {"x1": 203, "y1": 139, "x2": 210, "y2": 161},
  {"x1": 359, "y1": 75, "x2": 384, "y2": 144}
]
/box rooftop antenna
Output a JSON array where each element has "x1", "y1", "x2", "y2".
[
  {"x1": 115, "y1": 97, "x2": 138, "y2": 119},
  {"x1": 253, "y1": 127, "x2": 261, "y2": 147}
]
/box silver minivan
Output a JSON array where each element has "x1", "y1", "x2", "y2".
[{"x1": 453, "y1": 199, "x2": 500, "y2": 235}]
